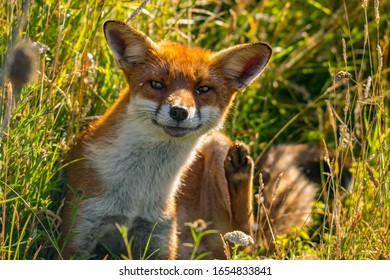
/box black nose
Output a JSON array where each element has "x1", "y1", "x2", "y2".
[{"x1": 170, "y1": 106, "x2": 189, "y2": 121}]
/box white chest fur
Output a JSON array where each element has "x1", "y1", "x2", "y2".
[{"x1": 84, "y1": 104, "x2": 202, "y2": 222}]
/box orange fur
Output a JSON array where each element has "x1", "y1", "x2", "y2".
[{"x1": 177, "y1": 133, "x2": 254, "y2": 259}]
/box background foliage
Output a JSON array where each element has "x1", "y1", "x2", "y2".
[{"x1": 0, "y1": 0, "x2": 389, "y2": 259}]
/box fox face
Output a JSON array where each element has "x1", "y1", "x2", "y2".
[{"x1": 103, "y1": 20, "x2": 272, "y2": 139}]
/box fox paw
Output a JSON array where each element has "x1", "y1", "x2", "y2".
[
  {"x1": 224, "y1": 141, "x2": 253, "y2": 182},
  {"x1": 224, "y1": 141, "x2": 254, "y2": 229}
]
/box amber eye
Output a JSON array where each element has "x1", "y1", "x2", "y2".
[
  {"x1": 196, "y1": 86, "x2": 211, "y2": 94},
  {"x1": 150, "y1": 80, "x2": 165, "y2": 90}
]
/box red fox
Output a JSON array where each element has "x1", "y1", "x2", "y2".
[{"x1": 61, "y1": 20, "x2": 272, "y2": 259}]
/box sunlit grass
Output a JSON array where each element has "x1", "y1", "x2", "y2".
[{"x1": 0, "y1": 0, "x2": 389, "y2": 259}]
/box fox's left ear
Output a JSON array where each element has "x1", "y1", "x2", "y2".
[{"x1": 214, "y1": 43, "x2": 272, "y2": 91}]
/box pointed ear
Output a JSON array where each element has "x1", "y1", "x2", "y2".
[
  {"x1": 213, "y1": 43, "x2": 272, "y2": 91},
  {"x1": 103, "y1": 20, "x2": 157, "y2": 68}
]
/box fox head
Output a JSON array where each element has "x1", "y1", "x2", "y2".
[{"x1": 103, "y1": 20, "x2": 271, "y2": 139}]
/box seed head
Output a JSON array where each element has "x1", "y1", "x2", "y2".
[
  {"x1": 334, "y1": 71, "x2": 352, "y2": 82},
  {"x1": 6, "y1": 40, "x2": 39, "y2": 94},
  {"x1": 374, "y1": 0, "x2": 380, "y2": 22},
  {"x1": 223, "y1": 231, "x2": 254, "y2": 247},
  {"x1": 364, "y1": 76, "x2": 372, "y2": 98}
]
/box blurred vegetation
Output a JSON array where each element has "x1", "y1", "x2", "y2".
[{"x1": 0, "y1": 0, "x2": 389, "y2": 259}]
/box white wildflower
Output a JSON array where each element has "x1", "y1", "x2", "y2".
[{"x1": 223, "y1": 231, "x2": 254, "y2": 247}]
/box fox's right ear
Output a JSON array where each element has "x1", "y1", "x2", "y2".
[{"x1": 103, "y1": 20, "x2": 157, "y2": 68}]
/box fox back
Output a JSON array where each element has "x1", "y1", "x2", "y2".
[
  {"x1": 255, "y1": 144, "x2": 352, "y2": 249},
  {"x1": 60, "y1": 20, "x2": 271, "y2": 259}
]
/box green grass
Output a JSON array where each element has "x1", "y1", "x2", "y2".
[{"x1": 1, "y1": 0, "x2": 389, "y2": 259}]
